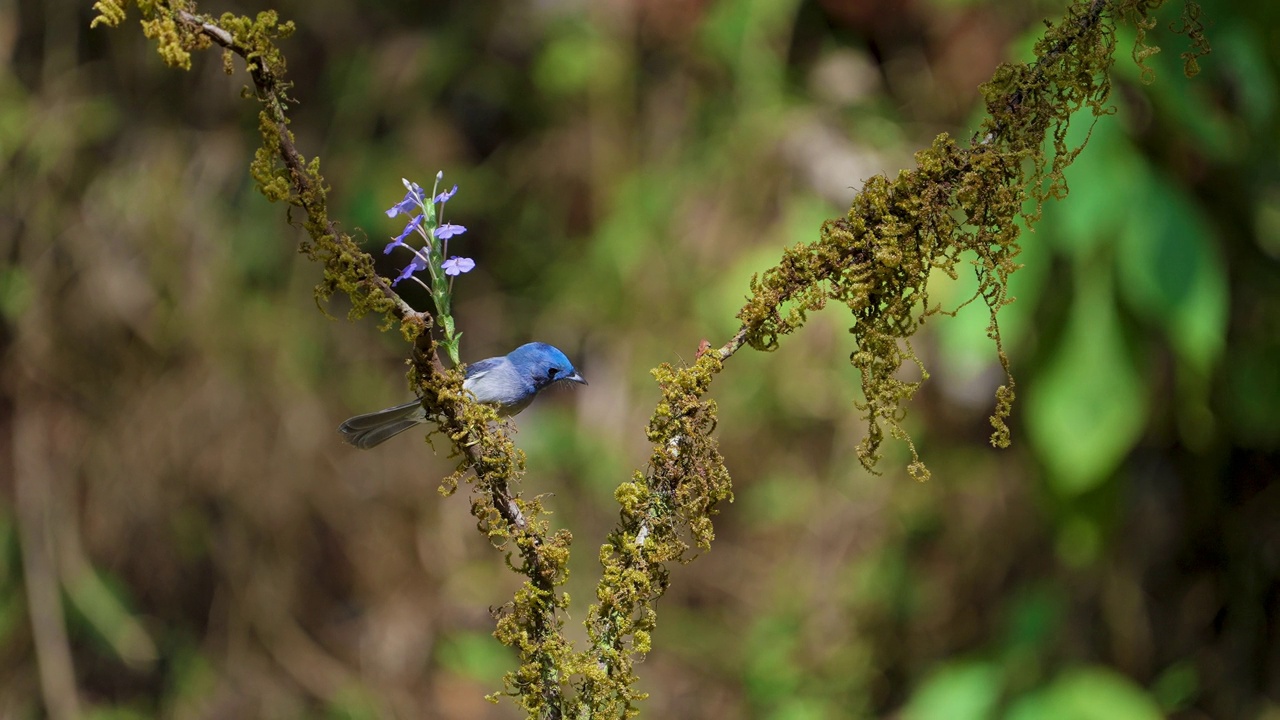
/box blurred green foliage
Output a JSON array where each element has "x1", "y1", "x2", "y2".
[{"x1": 2, "y1": 0, "x2": 1279, "y2": 718}]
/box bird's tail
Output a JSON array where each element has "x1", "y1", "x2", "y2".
[{"x1": 338, "y1": 400, "x2": 426, "y2": 449}]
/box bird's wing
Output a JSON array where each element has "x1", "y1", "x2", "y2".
[
  {"x1": 463, "y1": 357, "x2": 531, "y2": 407},
  {"x1": 464, "y1": 357, "x2": 505, "y2": 382}
]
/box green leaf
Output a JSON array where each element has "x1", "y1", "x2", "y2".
[
  {"x1": 1117, "y1": 175, "x2": 1227, "y2": 373},
  {"x1": 65, "y1": 566, "x2": 158, "y2": 668},
  {"x1": 904, "y1": 661, "x2": 1002, "y2": 720},
  {"x1": 1026, "y1": 270, "x2": 1147, "y2": 494},
  {"x1": 1006, "y1": 667, "x2": 1163, "y2": 720}
]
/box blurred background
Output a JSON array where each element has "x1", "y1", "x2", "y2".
[{"x1": 2, "y1": 0, "x2": 1278, "y2": 717}]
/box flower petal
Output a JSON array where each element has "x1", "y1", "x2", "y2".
[
  {"x1": 386, "y1": 181, "x2": 425, "y2": 217},
  {"x1": 392, "y1": 256, "x2": 427, "y2": 285},
  {"x1": 434, "y1": 184, "x2": 458, "y2": 204},
  {"x1": 442, "y1": 256, "x2": 475, "y2": 276},
  {"x1": 435, "y1": 223, "x2": 467, "y2": 240},
  {"x1": 384, "y1": 214, "x2": 424, "y2": 254}
]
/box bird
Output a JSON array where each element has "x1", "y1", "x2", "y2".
[{"x1": 339, "y1": 342, "x2": 586, "y2": 449}]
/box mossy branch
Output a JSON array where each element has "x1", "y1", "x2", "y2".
[
  {"x1": 573, "y1": 0, "x2": 1206, "y2": 715},
  {"x1": 92, "y1": 0, "x2": 1208, "y2": 717},
  {"x1": 91, "y1": 0, "x2": 571, "y2": 713}
]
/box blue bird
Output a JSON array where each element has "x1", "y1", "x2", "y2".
[{"x1": 339, "y1": 342, "x2": 586, "y2": 449}]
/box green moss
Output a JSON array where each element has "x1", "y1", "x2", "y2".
[{"x1": 90, "y1": 1, "x2": 128, "y2": 28}]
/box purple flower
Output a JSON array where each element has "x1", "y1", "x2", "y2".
[
  {"x1": 434, "y1": 184, "x2": 458, "y2": 204},
  {"x1": 442, "y1": 257, "x2": 475, "y2": 276},
  {"x1": 386, "y1": 180, "x2": 425, "y2": 218},
  {"x1": 435, "y1": 224, "x2": 467, "y2": 240},
  {"x1": 384, "y1": 214, "x2": 424, "y2": 254},
  {"x1": 393, "y1": 255, "x2": 429, "y2": 285}
]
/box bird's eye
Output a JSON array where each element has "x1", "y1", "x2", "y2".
[{"x1": 547, "y1": 367, "x2": 560, "y2": 380}]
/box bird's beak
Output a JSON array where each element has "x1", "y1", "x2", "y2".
[{"x1": 566, "y1": 372, "x2": 587, "y2": 386}]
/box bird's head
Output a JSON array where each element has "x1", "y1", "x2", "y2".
[{"x1": 507, "y1": 342, "x2": 586, "y2": 392}]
